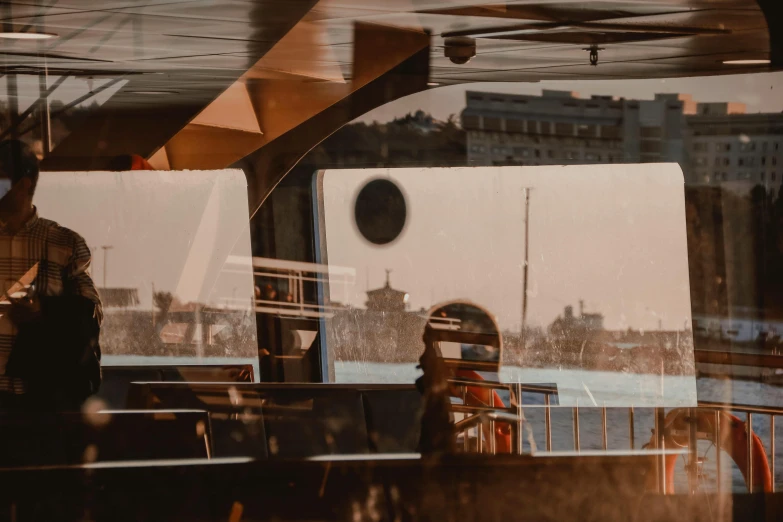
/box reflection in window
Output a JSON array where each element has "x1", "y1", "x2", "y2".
[
  {"x1": 36, "y1": 171, "x2": 257, "y2": 364},
  {"x1": 315, "y1": 165, "x2": 696, "y2": 407}
]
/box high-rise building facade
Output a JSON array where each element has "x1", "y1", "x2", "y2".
[
  {"x1": 462, "y1": 90, "x2": 689, "y2": 168},
  {"x1": 685, "y1": 104, "x2": 783, "y2": 188},
  {"x1": 463, "y1": 90, "x2": 783, "y2": 190}
]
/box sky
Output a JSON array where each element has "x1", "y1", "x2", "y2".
[
  {"x1": 34, "y1": 170, "x2": 255, "y2": 310},
  {"x1": 319, "y1": 164, "x2": 692, "y2": 332},
  {"x1": 359, "y1": 71, "x2": 783, "y2": 123}
]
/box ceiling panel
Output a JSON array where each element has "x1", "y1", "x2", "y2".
[{"x1": 0, "y1": 0, "x2": 775, "y2": 111}]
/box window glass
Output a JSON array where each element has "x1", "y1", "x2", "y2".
[
  {"x1": 315, "y1": 165, "x2": 696, "y2": 407},
  {"x1": 35, "y1": 170, "x2": 258, "y2": 370},
  {"x1": 266, "y1": 73, "x2": 783, "y2": 415}
]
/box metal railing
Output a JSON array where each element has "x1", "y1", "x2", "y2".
[
  {"x1": 222, "y1": 256, "x2": 356, "y2": 319},
  {"x1": 450, "y1": 379, "x2": 558, "y2": 456},
  {"x1": 451, "y1": 381, "x2": 781, "y2": 494},
  {"x1": 540, "y1": 400, "x2": 780, "y2": 493},
  {"x1": 451, "y1": 377, "x2": 517, "y2": 454}
]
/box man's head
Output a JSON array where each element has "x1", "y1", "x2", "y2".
[{"x1": 0, "y1": 140, "x2": 39, "y2": 214}]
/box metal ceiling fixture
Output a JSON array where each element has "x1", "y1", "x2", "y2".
[
  {"x1": 583, "y1": 45, "x2": 605, "y2": 66},
  {"x1": 443, "y1": 37, "x2": 476, "y2": 65}
]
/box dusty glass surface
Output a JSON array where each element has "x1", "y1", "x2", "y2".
[
  {"x1": 35, "y1": 170, "x2": 258, "y2": 364},
  {"x1": 316, "y1": 164, "x2": 696, "y2": 406}
]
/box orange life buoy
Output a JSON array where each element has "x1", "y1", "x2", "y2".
[
  {"x1": 455, "y1": 369, "x2": 512, "y2": 453},
  {"x1": 647, "y1": 409, "x2": 772, "y2": 493}
]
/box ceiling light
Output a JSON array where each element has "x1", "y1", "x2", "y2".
[
  {"x1": 0, "y1": 32, "x2": 57, "y2": 40},
  {"x1": 427, "y1": 82, "x2": 440, "y2": 87},
  {"x1": 723, "y1": 59, "x2": 770, "y2": 65}
]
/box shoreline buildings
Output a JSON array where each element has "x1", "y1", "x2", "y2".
[{"x1": 462, "y1": 90, "x2": 783, "y2": 190}]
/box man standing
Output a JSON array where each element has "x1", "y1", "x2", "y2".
[{"x1": 0, "y1": 140, "x2": 103, "y2": 411}]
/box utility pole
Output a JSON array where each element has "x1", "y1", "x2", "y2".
[
  {"x1": 101, "y1": 245, "x2": 113, "y2": 289},
  {"x1": 521, "y1": 188, "x2": 532, "y2": 337},
  {"x1": 151, "y1": 282, "x2": 156, "y2": 328}
]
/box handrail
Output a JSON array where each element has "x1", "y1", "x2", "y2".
[
  {"x1": 696, "y1": 400, "x2": 783, "y2": 415},
  {"x1": 451, "y1": 404, "x2": 517, "y2": 415},
  {"x1": 694, "y1": 349, "x2": 783, "y2": 369},
  {"x1": 454, "y1": 411, "x2": 520, "y2": 431},
  {"x1": 449, "y1": 377, "x2": 511, "y2": 390},
  {"x1": 443, "y1": 360, "x2": 501, "y2": 372},
  {"x1": 449, "y1": 380, "x2": 780, "y2": 493}
]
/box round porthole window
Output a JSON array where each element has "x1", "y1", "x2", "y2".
[{"x1": 354, "y1": 178, "x2": 407, "y2": 245}]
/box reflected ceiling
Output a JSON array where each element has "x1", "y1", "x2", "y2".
[
  {"x1": 0, "y1": 0, "x2": 773, "y2": 101},
  {"x1": 2, "y1": 1, "x2": 777, "y2": 172}
]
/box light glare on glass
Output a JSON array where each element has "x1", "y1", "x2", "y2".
[
  {"x1": 0, "y1": 32, "x2": 57, "y2": 40},
  {"x1": 723, "y1": 59, "x2": 770, "y2": 65}
]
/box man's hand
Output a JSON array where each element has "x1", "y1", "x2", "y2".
[{"x1": 8, "y1": 293, "x2": 42, "y2": 326}]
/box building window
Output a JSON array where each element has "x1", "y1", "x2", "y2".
[
  {"x1": 739, "y1": 142, "x2": 756, "y2": 152},
  {"x1": 483, "y1": 117, "x2": 502, "y2": 132},
  {"x1": 577, "y1": 124, "x2": 597, "y2": 138},
  {"x1": 762, "y1": 157, "x2": 767, "y2": 166},
  {"x1": 535, "y1": 149, "x2": 541, "y2": 158},
  {"x1": 641, "y1": 141, "x2": 661, "y2": 154},
  {"x1": 695, "y1": 157, "x2": 708, "y2": 166},
  {"x1": 761, "y1": 172, "x2": 766, "y2": 181},
  {"x1": 715, "y1": 157, "x2": 722, "y2": 166},
  {"x1": 555, "y1": 122, "x2": 574, "y2": 136},
  {"x1": 506, "y1": 119, "x2": 524, "y2": 133},
  {"x1": 601, "y1": 125, "x2": 621, "y2": 139},
  {"x1": 693, "y1": 142, "x2": 709, "y2": 152},
  {"x1": 724, "y1": 158, "x2": 730, "y2": 166},
  {"x1": 548, "y1": 150, "x2": 556, "y2": 159},
  {"x1": 462, "y1": 115, "x2": 480, "y2": 129},
  {"x1": 774, "y1": 157, "x2": 778, "y2": 166},
  {"x1": 773, "y1": 173, "x2": 778, "y2": 181}
]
